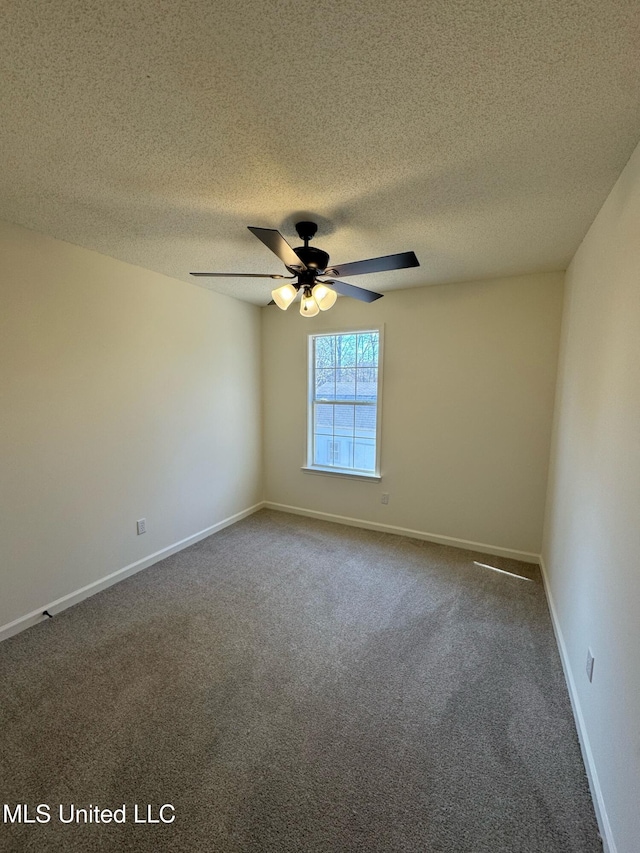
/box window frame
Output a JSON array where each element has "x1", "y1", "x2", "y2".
[{"x1": 303, "y1": 326, "x2": 384, "y2": 481}]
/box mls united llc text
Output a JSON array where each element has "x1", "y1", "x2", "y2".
[{"x1": 3, "y1": 804, "x2": 175, "y2": 825}]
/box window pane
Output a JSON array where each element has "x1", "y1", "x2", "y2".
[
  {"x1": 336, "y1": 368, "x2": 356, "y2": 400},
  {"x1": 315, "y1": 368, "x2": 335, "y2": 400},
  {"x1": 335, "y1": 334, "x2": 356, "y2": 368},
  {"x1": 356, "y1": 368, "x2": 377, "y2": 401},
  {"x1": 355, "y1": 405, "x2": 376, "y2": 437},
  {"x1": 314, "y1": 403, "x2": 334, "y2": 435},
  {"x1": 314, "y1": 434, "x2": 335, "y2": 466},
  {"x1": 315, "y1": 335, "x2": 335, "y2": 368},
  {"x1": 356, "y1": 332, "x2": 378, "y2": 367},
  {"x1": 354, "y1": 438, "x2": 376, "y2": 471},
  {"x1": 334, "y1": 404, "x2": 354, "y2": 435}
]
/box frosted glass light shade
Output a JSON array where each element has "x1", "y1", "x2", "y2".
[
  {"x1": 300, "y1": 289, "x2": 320, "y2": 317},
  {"x1": 312, "y1": 282, "x2": 338, "y2": 311},
  {"x1": 271, "y1": 283, "x2": 297, "y2": 310}
]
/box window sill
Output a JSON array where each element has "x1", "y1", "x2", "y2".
[{"x1": 301, "y1": 466, "x2": 381, "y2": 482}]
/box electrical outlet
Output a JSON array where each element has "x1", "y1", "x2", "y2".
[
  {"x1": 586, "y1": 648, "x2": 595, "y2": 683},
  {"x1": 137, "y1": 518, "x2": 147, "y2": 535},
  {"x1": 381, "y1": 493, "x2": 389, "y2": 505}
]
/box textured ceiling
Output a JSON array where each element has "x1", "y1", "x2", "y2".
[{"x1": 1, "y1": 0, "x2": 640, "y2": 305}]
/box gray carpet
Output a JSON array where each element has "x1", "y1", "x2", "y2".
[{"x1": 0, "y1": 509, "x2": 600, "y2": 852}]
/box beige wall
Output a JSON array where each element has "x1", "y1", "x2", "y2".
[
  {"x1": 542, "y1": 142, "x2": 640, "y2": 853},
  {"x1": 263, "y1": 272, "x2": 564, "y2": 558},
  {"x1": 0, "y1": 221, "x2": 263, "y2": 631}
]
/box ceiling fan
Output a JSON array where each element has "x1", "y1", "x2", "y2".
[{"x1": 191, "y1": 221, "x2": 420, "y2": 317}]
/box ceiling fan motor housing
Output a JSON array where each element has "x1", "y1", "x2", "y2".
[{"x1": 292, "y1": 245, "x2": 330, "y2": 273}]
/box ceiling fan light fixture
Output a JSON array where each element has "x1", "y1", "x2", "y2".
[
  {"x1": 300, "y1": 287, "x2": 320, "y2": 317},
  {"x1": 312, "y1": 282, "x2": 338, "y2": 311},
  {"x1": 271, "y1": 282, "x2": 298, "y2": 310}
]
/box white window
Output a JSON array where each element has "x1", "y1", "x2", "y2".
[{"x1": 306, "y1": 329, "x2": 383, "y2": 478}]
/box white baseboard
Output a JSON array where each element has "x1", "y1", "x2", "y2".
[
  {"x1": 0, "y1": 501, "x2": 265, "y2": 644},
  {"x1": 539, "y1": 556, "x2": 616, "y2": 853},
  {"x1": 264, "y1": 502, "x2": 540, "y2": 564}
]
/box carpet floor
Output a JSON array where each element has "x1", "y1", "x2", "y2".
[{"x1": 0, "y1": 509, "x2": 600, "y2": 852}]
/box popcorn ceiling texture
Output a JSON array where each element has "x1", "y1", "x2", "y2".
[{"x1": 1, "y1": 0, "x2": 639, "y2": 304}]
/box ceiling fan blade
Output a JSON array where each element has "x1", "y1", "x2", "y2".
[
  {"x1": 190, "y1": 272, "x2": 294, "y2": 279},
  {"x1": 247, "y1": 226, "x2": 307, "y2": 271},
  {"x1": 325, "y1": 251, "x2": 419, "y2": 278},
  {"x1": 322, "y1": 279, "x2": 383, "y2": 303}
]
